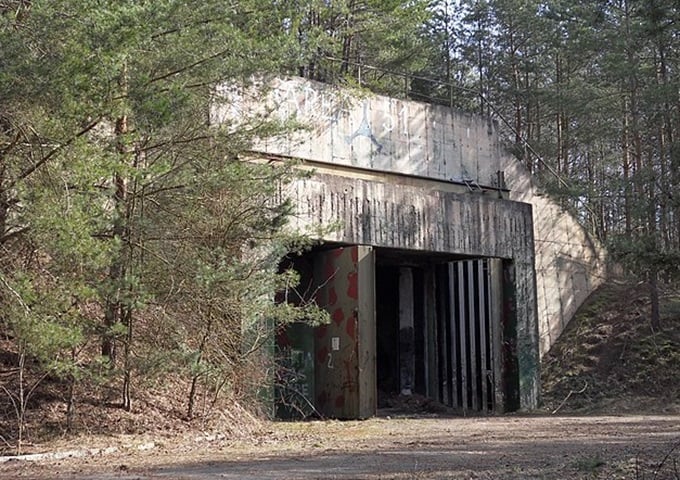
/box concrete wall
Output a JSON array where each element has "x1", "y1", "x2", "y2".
[
  {"x1": 211, "y1": 77, "x2": 504, "y2": 189},
  {"x1": 502, "y1": 159, "x2": 608, "y2": 357},
  {"x1": 280, "y1": 173, "x2": 540, "y2": 409}
]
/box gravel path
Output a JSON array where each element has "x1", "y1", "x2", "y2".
[{"x1": 3, "y1": 415, "x2": 679, "y2": 479}]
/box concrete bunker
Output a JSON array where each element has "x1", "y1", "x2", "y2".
[
  {"x1": 213, "y1": 77, "x2": 547, "y2": 418},
  {"x1": 276, "y1": 245, "x2": 522, "y2": 419}
]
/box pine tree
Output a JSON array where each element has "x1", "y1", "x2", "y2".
[
  {"x1": 287, "y1": 0, "x2": 431, "y2": 94},
  {"x1": 0, "y1": 0, "x2": 323, "y2": 436}
]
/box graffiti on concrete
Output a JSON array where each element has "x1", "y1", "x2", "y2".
[
  {"x1": 211, "y1": 77, "x2": 504, "y2": 188},
  {"x1": 345, "y1": 102, "x2": 384, "y2": 154}
]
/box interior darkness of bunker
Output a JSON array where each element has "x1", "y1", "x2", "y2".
[{"x1": 278, "y1": 244, "x2": 520, "y2": 416}]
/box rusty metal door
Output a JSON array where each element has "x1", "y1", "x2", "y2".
[{"x1": 313, "y1": 246, "x2": 376, "y2": 419}]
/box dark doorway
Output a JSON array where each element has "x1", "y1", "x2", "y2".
[
  {"x1": 376, "y1": 265, "x2": 400, "y2": 405},
  {"x1": 277, "y1": 246, "x2": 520, "y2": 419},
  {"x1": 373, "y1": 251, "x2": 518, "y2": 414}
]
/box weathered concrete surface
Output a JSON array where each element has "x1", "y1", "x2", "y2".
[
  {"x1": 502, "y1": 158, "x2": 608, "y2": 357},
  {"x1": 283, "y1": 173, "x2": 533, "y2": 260},
  {"x1": 281, "y1": 173, "x2": 540, "y2": 410},
  {"x1": 212, "y1": 76, "x2": 606, "y2": 407},
  {"x1": 214, "y1": 77, "x2": 604, "y2": 359},
  {"x1": 212, "y1": 77, "x2": 504, "y2": 189}
]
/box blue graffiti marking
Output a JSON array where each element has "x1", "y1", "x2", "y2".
[{"x1": 345, "y1": 101, "x2": 384, "y2": 154}]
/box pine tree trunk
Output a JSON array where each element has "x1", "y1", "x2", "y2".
[
  {"x1": 66, "y1": 374, "x2": 76, "y2": 432},
  {"x1": 104, "y1": 63, "x2": 132, "y2": 392},
  {"x1": 187, "y1": 315, "x2": 213, "y2": 420},
  {"x1": 477, "y1": 13, "x2": 485, "y2": 116},
  {"x1": 187, "y1": 374, "x2": 199, "y2": 421},
  {"x1": 340, "y1": 0, "x2": 356, "y2": 76},
  {"x1": 622, "y1": 101, "x2": 632, "y2": 234},
  {"x1": 122, "y1": 304, "x2": 133, "y2": 411},
  {"x1": 102, "y1": 117, "x2": 128, "y2": 363},
  {"x1": 17, "y1": 349, "x2": 25, "y2": 455}
]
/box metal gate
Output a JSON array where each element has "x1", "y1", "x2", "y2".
[{"x1": 437, "y1": 259, "x2": 502, "y2": 413}]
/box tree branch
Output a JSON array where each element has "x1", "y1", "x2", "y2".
[{"x1": 4, "y1": 117, "x2": 101, "y2": 193}]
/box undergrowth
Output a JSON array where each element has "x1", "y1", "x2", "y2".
[{"x1": 541, "y1": 282, "x2": 680, "y2": 414}]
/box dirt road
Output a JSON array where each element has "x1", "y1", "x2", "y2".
[{"x1": 3, "y1": 414, "x2": 679, "y2": 479}]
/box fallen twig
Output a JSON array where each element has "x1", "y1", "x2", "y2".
[
  {"x1": 551, "y1": 380, "x2": 588, "y2": 415},
  {"x1": 653, "y1": 440, "x2": 680, "y2": 479}
]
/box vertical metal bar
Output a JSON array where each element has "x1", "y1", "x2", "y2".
[
  {"x1": 437, "y1": 267, "x2": 450, "y2": 406},
  {"x1": 457, "y1": 262, "x2": 467, "y2": 413},
  {"x1": 478, "y1": 260, "x2": 489, "y2": 411},
  {"x1": 490, "y1": 259, "x2": 503, "y2": 412},
  {"x1": 467, "y1": 261, "x2": 478, "y2": 411},
  {"x1": 422, "y1": 274, "x2": 429, "y2": 398},
  {"x1": 425, "y1": 268, "x2": 438, "y2": 401},
  {"x1": 447, "y1": 263, "x2": 458, "y2": 409},
  {"x1": 398, "y1": 268, "x2": 414, "y2": 396}
]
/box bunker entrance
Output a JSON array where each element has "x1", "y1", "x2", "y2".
[
  {"x1": 276, "y1": 245, "x2": 520, "y2": 419},
  {"x1": 375, "y1": 252, "x2": 519, "y2": 414}
]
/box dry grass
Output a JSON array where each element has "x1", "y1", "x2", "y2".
[{"x1": 541, "y1": 281, "x2": 680, "y2": 415}]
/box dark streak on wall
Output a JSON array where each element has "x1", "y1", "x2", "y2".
[{"x1": 285, "y1": 172, "x2": 540, "y2": 409}]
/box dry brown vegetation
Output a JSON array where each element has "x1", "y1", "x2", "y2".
[
  {"x1": 0, "y1": 281, "x2": 679, "y2": 479},
  {"x1": 541, "y1": 282, "x2": 680, "y2": 415}
]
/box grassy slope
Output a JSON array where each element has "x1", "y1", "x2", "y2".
[{"x1": 540, "y1": 282, "x2": 680, "y2": 414}]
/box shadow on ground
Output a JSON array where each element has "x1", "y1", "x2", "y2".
[{"x1": 135, "y1": 416, "x2": 680, "y2": 480}]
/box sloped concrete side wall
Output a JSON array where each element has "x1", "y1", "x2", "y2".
[{"x1": 501, "y1": 158, "x2": 608, "y2": 357}]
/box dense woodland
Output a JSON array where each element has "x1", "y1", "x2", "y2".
[{"x1": 1, "y1": 0, "x2": 679, "y2": 447}]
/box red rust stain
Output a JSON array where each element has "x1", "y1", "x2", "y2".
[
  {"x1": 315, "y1": 324, "x2": 328, "y2": 340},
  {"x1": 328, "y1": 286, "x2": 338, "y2": 306},
  {"x1": 334, "y1": 395, "x2": 345, "y2": 408},
  {"x1": 332, "y1": 248, "x2": 344, "y2": 258},
  {"x1": 316, "y1": 345, "x2": 328, "y2": 365},
  {"x1": 350, "y1": 246, "x2": 358, "y2": 263},
  {"x1": 347, "y1": 271, "x2": 358, "y2": 299},
  {"x1": 332, "y1": 307, "x2": 344, "y2": 325}
]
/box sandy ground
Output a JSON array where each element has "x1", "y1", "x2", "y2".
[{"x1": 2, "y1": 414, "x2": 679, "y2": 479}]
